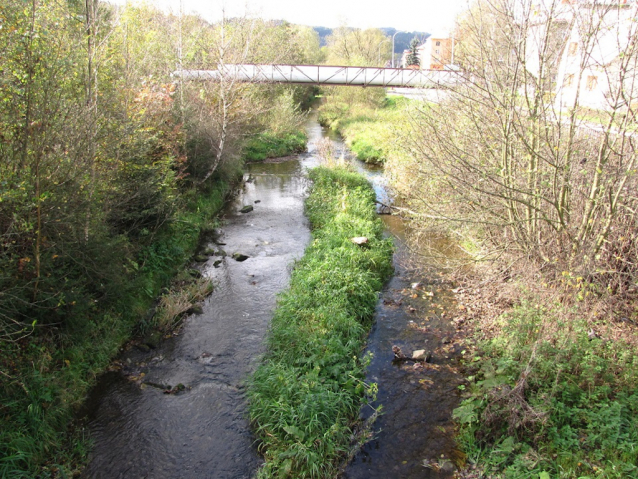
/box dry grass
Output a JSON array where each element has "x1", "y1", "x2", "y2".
[{"x1": 153, "y1": 277, "x2": 213, "y2": 332}]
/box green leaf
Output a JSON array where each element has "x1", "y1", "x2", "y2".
[{"x1": 283, "y1": 425, "x2": 305, "y2": 442}]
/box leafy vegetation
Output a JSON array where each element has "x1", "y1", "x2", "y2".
[
  {"x1": 244, "y1": 131, "x2": 308, "y2": 162},
  {"x1": 248, "y1": 167, "x2": 393, "y2": 478},
  {"x1": 0, "y1": 180, "x2": 230, "y2": 477},
  {"x1": 455, "y1": 302, "x2": 638, "y2": 478},
  {"x1": 0, "y1": 0, "x2": 318, "y2": 476}
]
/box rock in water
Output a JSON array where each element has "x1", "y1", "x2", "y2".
[
  {"x1": 187, "y1": 304, "x2": 204, "y2": 315},
  {"x1": 412, "y1": 349, "x2": 432, "y2": 362},
  {"x1": 232, "y1": 253, "x2": 249, "y2": 262},
  {"x1": 188, "y1": 268, "x2": 203, "y2": 278},
  {"x1": 392, "y1": 345, "x2": 406, "y2": 359},
  {"x1": 240, "y1": 205, "x2": 254, "y2": 213}
]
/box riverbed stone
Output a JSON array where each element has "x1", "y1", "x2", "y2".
[
  {"x1": 440, "y1": 461, "x2": 456, "y2": 474},
  {"x1": 351, "y1": 236, "x2": 368, "y2": 245},
  {"x1": 213, "y1": 260, "x2": 223, "y2": 268},
  {"x1": 188, "y1": 268, "x2": 203, "y2": 278},
  {"x1": 144, "y1": 331, "x2": 162, "y2": 349},
  {"x1": 232, "y1": 253, "x2": 249, "y2": 262},
  {"x1": 240, "y1": 205, "x2": 254, "y2": 213},
  {"x1": 194, "y1": 254, "x2": 208, "y2": 263},
  {"x1": 187, "y1": 304, "x2": 204, "y2": 315},
  {"x1": 412, "y1": 349, "x2": 432, "y2": 362}
]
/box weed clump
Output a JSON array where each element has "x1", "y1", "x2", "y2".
[
  {"x1": 455, "y1": 302, "x2": 638, "y2": 478},
  {"x1": 244, "y1": 131, "x2": 307, "y2": 162},
  {"x1": 248, "y1": 167, "x2": 393, "y2": 478}
]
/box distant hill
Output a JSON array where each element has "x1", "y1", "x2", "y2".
[
  {"x1": 380, "y1": 28, "x2": 429, "y2": 54},
  {"x1": 312, "y1": 26, "x2": 429, "y2": 53}
]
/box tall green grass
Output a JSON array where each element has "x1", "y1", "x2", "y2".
[
  {"x1": 248, "y1": 167, "x2": 393, "y2": 478},
  {"x1": 318, "y1": 96, "x2": 412, "y2": 164},
  {"x1": 243, "y1": 131, "x2": 307, "y2": 162}
]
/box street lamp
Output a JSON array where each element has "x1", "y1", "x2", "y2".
[
  {"x1": 377, "y1": 38, "x2": 390, "y2": 66},
  {"x1": 392, "y1": 31, "x2": 406, "y2": 68}
]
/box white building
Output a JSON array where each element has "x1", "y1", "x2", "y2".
[{"x1": 554, "y1": 1, "x2": 638, "y2": 111}]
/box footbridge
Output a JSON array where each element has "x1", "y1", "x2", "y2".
[{"x1": 174, "y1": 64, "x2": 462, "y2": 88}]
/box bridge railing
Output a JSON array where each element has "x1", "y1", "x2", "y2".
[{"x1": 173, "y1": 64, "x2": 463, "y2": 89}]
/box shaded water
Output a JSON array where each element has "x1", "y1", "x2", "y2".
[
  {"x1": 335, "y1": 135, "x2": 465, "y2": 478},
  {"x1": 83, "y1": 145, "x2": 316, "y2": 478}
]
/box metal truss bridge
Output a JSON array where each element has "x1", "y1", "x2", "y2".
[{"x1": 175, "y1": 64, "x2": 461, "y2": 88}]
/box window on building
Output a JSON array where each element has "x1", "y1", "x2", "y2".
[
  {"x1": 568, "y1": 42, "x2": 578, "y2": 56},
  {"x1": 436, "y1": 41, "x2": 441, "y2": 46},
  {"x1": 563, "y1": 73, "x2": 574, "y2": 87},
  {"x1": 586, "y1": 75, "x2": 598, "y2": 91}
]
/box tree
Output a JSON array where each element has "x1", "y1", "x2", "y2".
[
  {"x1": 406, "y1": 37, "x2": 421, "y2": 67},
  {"x1": 325, "y1": 27, "x2": 391, "y2": 67},
  {"x1": 389, "y1": 0, "x2": 638, "y2": 291}
]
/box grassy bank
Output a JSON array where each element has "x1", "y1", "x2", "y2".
[
  {"x1": 454, "y1": 297, "x2": 638, "y2": 479},
  {"x1": 318, "y1": 96, "x2": 411, "y2": 164},
  {"x1": 244, "y1": 131, "x2": 308, "y2": 162},
  {"x1": 317, "y1": 92, "x2": 638, "y2": 479},
  {"x1": 248, "y1": 167, "x2": 393, "y2": 478},
  {"x1": 0, "y1": 180, "x2": 231, "y2": 478}
]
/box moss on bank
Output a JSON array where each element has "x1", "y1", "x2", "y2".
[{"x1": 248, "y1": 167, "x2": 393, "y2": 478}]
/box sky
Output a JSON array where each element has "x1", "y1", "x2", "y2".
[{"x1": 108, "y1": 0, "x2": 468, "y2": 35}]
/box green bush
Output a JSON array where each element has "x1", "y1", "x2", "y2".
[
  {"x1": 455, "y1": 302, "x2": 638, "y2": 478},
  {"x1": 248, "y1": 167, "x2": 393, "y2": 478}
]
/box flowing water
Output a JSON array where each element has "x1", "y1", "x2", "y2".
[
  {"x1": 83, "y1": 118, "x2": 462, "y2": 479},
  {"x1": 83, "y1": 141, "x2": 317, "y2": 478},
  {"x1": 328, "y1": 131, "x2": 465, "y2": 478}
]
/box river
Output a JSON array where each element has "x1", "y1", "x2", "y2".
[{"x1": 82, "y1": 118, "x2": 462, "y2": 478}]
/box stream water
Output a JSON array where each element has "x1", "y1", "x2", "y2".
[
  {"x1": 83, "y1": 146, "x2": 316, "y2": 478},
  {"x1": 323, "y1": 127, "x2": 464, "y2": 478},
  {"x1": 83, "y1": 118, "x2": 462, "y2": 478}
]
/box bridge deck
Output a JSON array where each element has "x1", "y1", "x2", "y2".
[{"x1": 174, "y1": 64, "x2": 461, "y2": 89}]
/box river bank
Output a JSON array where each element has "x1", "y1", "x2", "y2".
[{"x1": 317, "y1": 92, "x2": 638, "y2": 479}]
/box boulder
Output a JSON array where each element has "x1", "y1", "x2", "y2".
[
  {"x1": 187, "y1": 304, "x2": 204, "y2": 315},
  {"x1": 188, "y1": 268, "x2": 203, "y2": 278},
  {"x1": 144, "y1": 331, "x2": 162, "y2": 349},
  {"x1": 240, "y1": 205, "x2": 254, "y2": 213}
]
